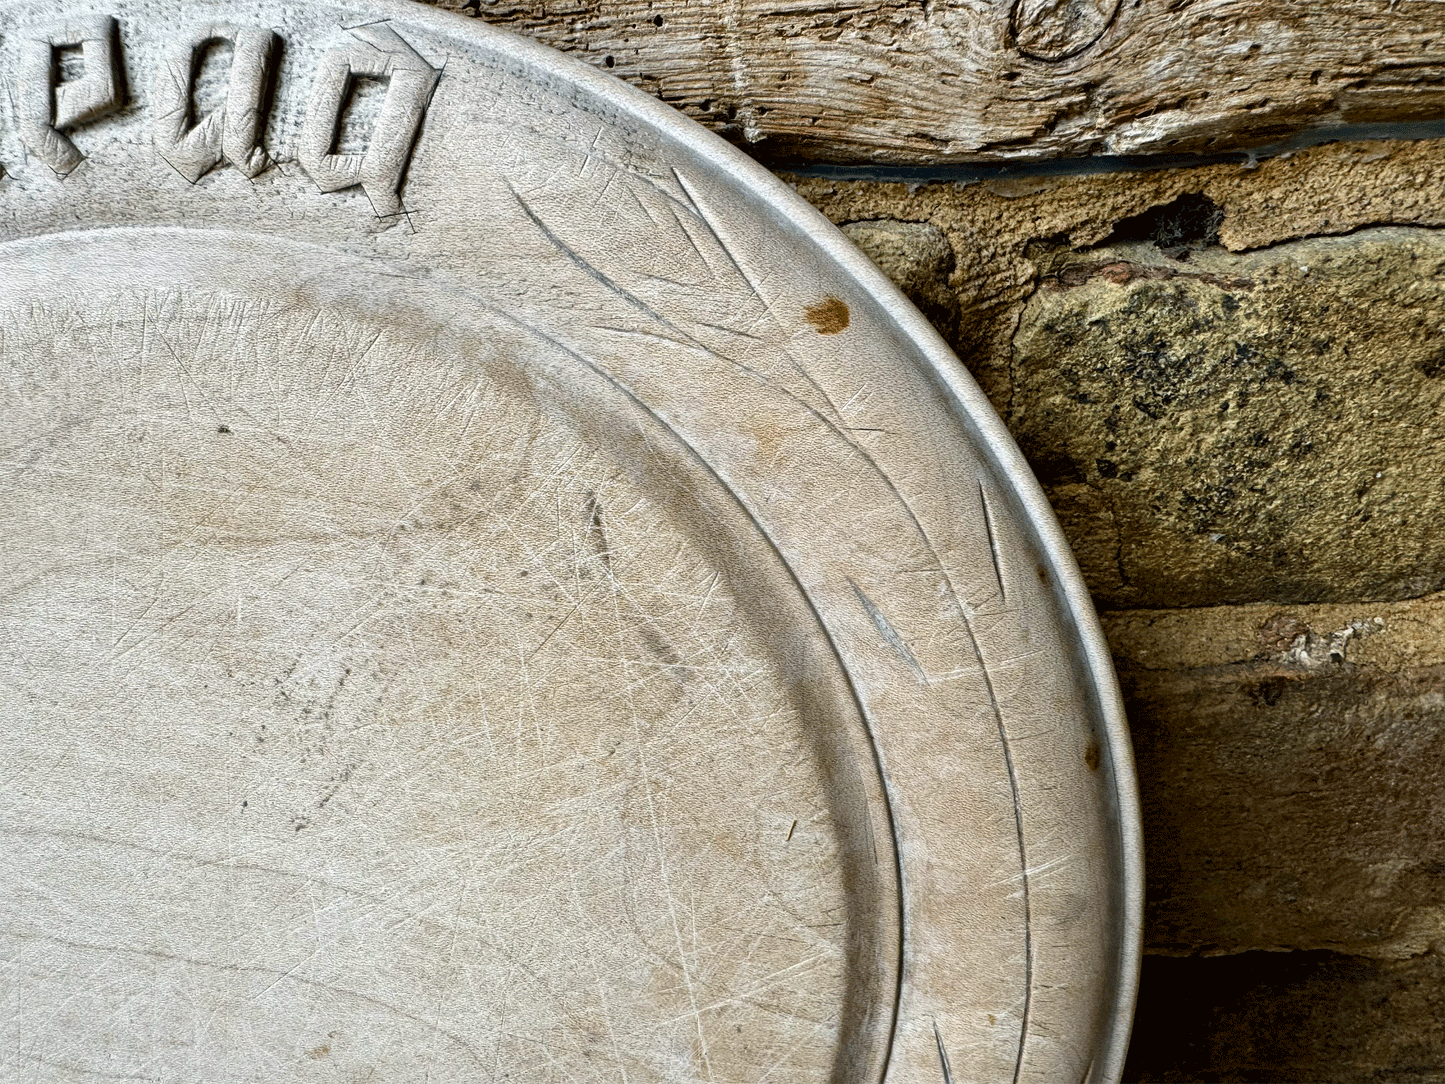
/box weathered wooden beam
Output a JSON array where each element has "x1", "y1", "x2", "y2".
[{"x1": 422, "y1": 0, "x2": 1445, "y2": 162}]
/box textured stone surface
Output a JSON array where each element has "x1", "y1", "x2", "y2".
[
  {"x1": 1125, "y1": 951, "x2": 1445, "y2": 1083},
  {"x1": 1011, "y1": 227, "x2": 1445, "y2": 609},
  {"x1": 791, "y1": 138, "x2": 1445, "y2": 407},
  {"x1": 1103, "y1": 595, "x2": 1445, "y2": 675},
  {"x1": 1109, "y1": 595, "x2": 1445, "y2": 958}
]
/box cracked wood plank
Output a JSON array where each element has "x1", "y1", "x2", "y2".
[{"x1": 422, "y1": 0, "x2": 1445, "y2": 163}]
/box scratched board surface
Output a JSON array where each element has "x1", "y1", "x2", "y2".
[{"x1": 0, "y1": 3, "x2": 1139, "y2": 1082}]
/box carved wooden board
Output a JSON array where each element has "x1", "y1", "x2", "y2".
[
  {"x1": 0, "y1": 2, "x2": 1140, "y2": 1082},
  {"x1": 428, "y1": 0, "x2": 1445, "y2": 163}
]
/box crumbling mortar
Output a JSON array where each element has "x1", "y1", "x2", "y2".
[
  {"x1": 1225, "y1": 219, "x2": 1445, "y2": 256},
  {"x1": 1042, "y1": 258, "x2": 1255, "y2": 291},
  {"x1": 1000, "y1": 256, "x2": 1027, "y2": 421}
]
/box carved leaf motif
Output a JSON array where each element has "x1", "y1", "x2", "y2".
[{"x1": 1009, "y1": 0, "x2": 1121, "y2": 61}]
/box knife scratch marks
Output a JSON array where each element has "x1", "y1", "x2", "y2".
[
  {"x1": 670, "y1": 167, "x2": 854, "y2": 433},
  {"x1": 933, "y1": 1019, "x2": 955, "y2": 1084},
  {"x1": 509, "y1": 182, "x2": 704, "y2": 354},
  {"x1": 607, "y1": 578, "x2": 716, "y2": 1084},
  {"x1": 3, "y1": 928, "x2": 490, "y2": 1070},
  {"x1": 662, "y1": 171, "x2": 1038, "y2": 1077},
  {"x1": 849, "y1": 578, "x2": 927, "y2": 684},
  {"x1": 980, "y1": 479, "x2": 1007, "y2": 605}
]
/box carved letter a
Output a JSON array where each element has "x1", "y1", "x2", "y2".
[{"x1": 299, "y1": 24, "x2": 440, "y2": 218}]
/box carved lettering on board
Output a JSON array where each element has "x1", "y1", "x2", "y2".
[
  {"x1": 0, "y1": 13, "x2": 444, "y2": 216},
  {"x1": 299, "y1": 25, "x2": 439, "y2": 217},
  {"x1": 155, "y1": 26, "x2": 279, "y2": 182},
  {"x1": 19, "y1": 16, "x2": 126, "y2": 175}
]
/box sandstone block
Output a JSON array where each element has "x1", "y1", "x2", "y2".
[
  {"x1": 1011, "y1": 227, "x2": 1445, "y2": 608},
  {"x1": 1106, "y1": 596, "x2": 1445, "y2": 957}
]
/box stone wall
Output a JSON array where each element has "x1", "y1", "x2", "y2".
[{"x1": 791, "y1": 137, "x2": 1445, "y2": 1080}]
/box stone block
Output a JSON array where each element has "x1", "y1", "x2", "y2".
[
  {"x1": 1106, "y1": 596, "x2": 1445, "y2": 957},
  {"x1": 1011, "y1": 227, "x2": 1445, "y2": 608}
]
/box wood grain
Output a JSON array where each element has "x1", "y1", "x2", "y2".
[{"x1": 422, "y1": 0, "x2": 1445, "y2": 163}]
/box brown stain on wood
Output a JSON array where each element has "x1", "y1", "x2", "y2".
[{"x1": 805, "y1": 296, "x2": 850, "y2": 334}]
